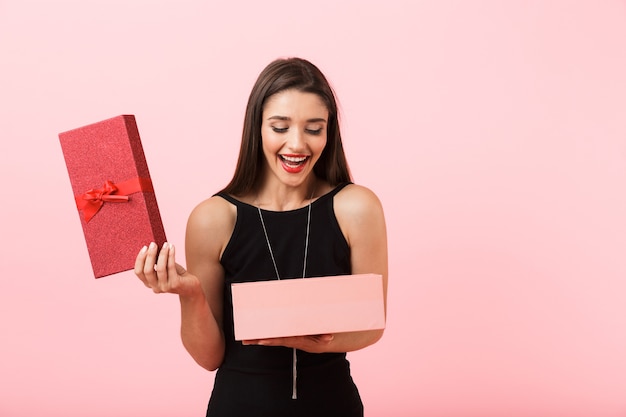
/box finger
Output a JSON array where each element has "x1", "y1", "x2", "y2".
[
  {"x1": 165, "y1": 244, "x2": 183, "y2": 293},
  {"x1": 315, "y1": 334, "x2": 334, "y2": 343},
  {"x1": 167, "y1": 244, "x2": 178, "y2": 278},
  {"x1": 134, "y1": 245, "x2": 149, "y2": 285},
  {"x1": 155, "y1": 242, "x2": 170, "y2": 291},
  {"x1": 175, "y1": 262, "x2": 187, "y2": 276},
  {"x1": 257, "y1": 338, "x2": 288, "y2": 347},
  {"x1": 143, "y1": 242, "x2": 159, "y2": 288},
  {"x1": 134, "y1": 245, "x2": 148, "y2": 275}
]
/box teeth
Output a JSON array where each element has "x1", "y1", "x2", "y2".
[{"x1": 281, "y1": 155, "x2": 307, "y2": 163}]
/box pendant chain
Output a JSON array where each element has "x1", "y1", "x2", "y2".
[
  {"x1": 256, "y1": 188, "x2": 314, "y2": 280},
  {"x1": 255, "y1": 189, "x2": 314, "y2": 400},
  {"x1": 257, "y1": 202, "x2": 311, "y2": 280}
]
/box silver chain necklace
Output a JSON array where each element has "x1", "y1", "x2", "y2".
[
  {"x1": 256, "y1": 192, "x2": 313, "y2": 400},
  {"x1": 257, "y1": 202, "x2": 312, "y2": 281}
]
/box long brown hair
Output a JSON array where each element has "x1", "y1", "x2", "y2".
[{"x1": 220, "y1": 57, "x2": 352, "y2": 196}]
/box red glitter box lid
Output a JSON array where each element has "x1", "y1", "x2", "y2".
[{"x1": 59, "y1": 115, "x2": 166, "y2": 278}]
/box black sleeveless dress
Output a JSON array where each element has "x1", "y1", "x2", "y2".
[{"x1": 206, "y1": 183, "x2": 363, "y2": 417}]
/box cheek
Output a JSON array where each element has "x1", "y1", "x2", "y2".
[
  {"x1": 261, "y1": 130, "x2": 279, "y2": 153},
  {"x1": 314, "y1": 136, "x2": 328, "y2": 155}
]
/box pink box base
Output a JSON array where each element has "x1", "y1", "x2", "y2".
[{"x1": 231, "y1": 273, "x2": 386, "y2": 341}]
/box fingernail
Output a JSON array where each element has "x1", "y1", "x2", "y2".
[
  {"x1": 149, "y1": 242, "x2": 156, "y2": 249},
  {"x1": 162, "y1": 242, "x2": 168, "y2": 249},
  {"x1": 140, "y1": 246, "x2": 147, "y2": 253}
]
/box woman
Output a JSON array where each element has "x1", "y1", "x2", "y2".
[{"x1": 135, "y1": 57, "x2": 388, "y2": 417}]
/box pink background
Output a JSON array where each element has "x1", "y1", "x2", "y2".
[{"x1": 1, "y1": 1, "x2": 625, "y2": 416}]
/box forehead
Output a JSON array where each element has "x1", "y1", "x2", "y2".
[{"x1": 263, "y1": 89, "x2": 328, "y2": 118}]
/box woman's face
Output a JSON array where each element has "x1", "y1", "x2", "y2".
[{"x1": 260, "y1": 89, "x2": 328, "y2": 188}]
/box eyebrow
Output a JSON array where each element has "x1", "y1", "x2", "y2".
[{"x1": 267, "y1": 115, "x2": 327, "y2": 123}]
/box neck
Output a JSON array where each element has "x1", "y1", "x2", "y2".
[{"x1": 255, "y1": 177, "x2": 317, "y2": 211}]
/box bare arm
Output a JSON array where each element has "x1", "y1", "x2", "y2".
[{"x1": 134, "y1": 196, "x2": 234, "y2": 370}]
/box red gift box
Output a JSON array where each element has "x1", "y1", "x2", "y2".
[{"x1": 59, "y1": 115, "x2": 166, "y2": 278}]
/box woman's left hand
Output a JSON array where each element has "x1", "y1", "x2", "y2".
[{"x1": 242, "y1": 334, "x2": 334, "y2": 353}]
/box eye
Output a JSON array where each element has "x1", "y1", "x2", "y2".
[
  {"x1": 271, "y1": 126, "x2": 288, "y2": 133},
  {"x1": 306, "y1": 128, "x2": 323, "y2": 135}
]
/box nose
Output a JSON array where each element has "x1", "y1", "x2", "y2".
[{"x1": 285, "y1": 128, "x2": 306, "y2": 152}]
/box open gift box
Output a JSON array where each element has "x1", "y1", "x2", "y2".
[
  {"x1": 231, "y1": 273, "x2": 386, "y2": 341},
  {"x1": 59, "y1": 115, "x2": 166, "y2": 278}
]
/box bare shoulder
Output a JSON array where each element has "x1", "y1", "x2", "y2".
[
  {"x1": 186, "y1": 195, "x2": 237, "y2": 257},
  {"x1": 334, "y1": 184, "x2": 386, "y2": 246},
  {"x1": 334, "y1": 183, "x2": 385, "y2": 218},
  {"x1": 188, "y1": 195, "x2": 236, "y2": 229}
]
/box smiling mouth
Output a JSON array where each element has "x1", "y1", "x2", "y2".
[{"x1": 280, "y1": 155, "x2": 309, "y2": 167}]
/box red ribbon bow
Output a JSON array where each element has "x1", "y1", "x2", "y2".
[{"x1": 75, "y1": 178, "x2": 153, "y2": 222}]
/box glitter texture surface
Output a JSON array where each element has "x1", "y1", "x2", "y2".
[{"x1": 59, "y1": 115, "x2": 167, "y2": 278}]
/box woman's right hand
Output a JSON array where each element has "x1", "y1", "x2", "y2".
[{"x1": 134, "y1": 242, "x2": 200, "y2": 297}]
